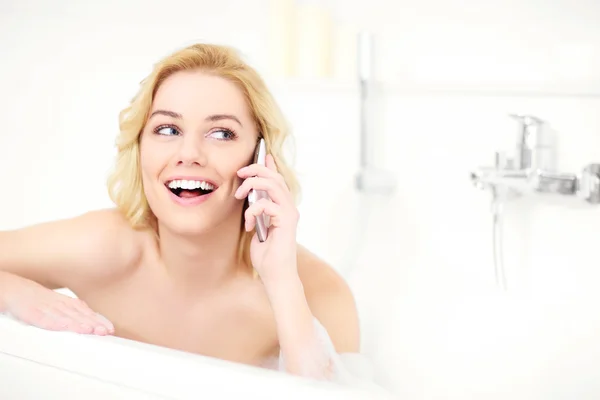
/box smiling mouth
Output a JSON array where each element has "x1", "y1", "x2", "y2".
[{"x1": 166, "y1": 180, "x2": 216, "y2": 198}]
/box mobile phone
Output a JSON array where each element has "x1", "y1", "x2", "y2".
[{"x1": 247, "y1": 138, "x2": 269, "y2": 242}]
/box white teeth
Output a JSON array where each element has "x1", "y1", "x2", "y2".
[
  {"x1": 200, "y1": 181, "x2": 214, "y2": 190},
  {"x1": 167, "y1": 179, "x2": 215, "y2": 191}
]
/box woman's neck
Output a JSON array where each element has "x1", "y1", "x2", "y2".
[{"x1": 155, "y1": 216, "x2": 248, "y2": 294}]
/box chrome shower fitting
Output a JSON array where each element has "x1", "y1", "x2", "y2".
[
  {"x1": 470, "y1": 114, "x2": 600, "y2": 290},
  {"x1": 578, "y1": 164, "x2": 600, "y2": 204},
  {"x1": 354, "y1": 31, "x2": 396, "y2": 195},
  {"x1": 470, "y1": 114, "x2": 600, "y2": 204}
]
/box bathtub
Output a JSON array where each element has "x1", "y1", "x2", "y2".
[{"x1": 0, "y1": 313, "x2": 388, "y2": 399}]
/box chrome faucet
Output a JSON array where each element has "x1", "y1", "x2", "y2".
[
  {"x1": 470, "y1": 114, "x2": 600, "y2": 204},
  {"x1": 471, "y1": 114, "x2": 600, "y2": 290},
  {"x1": 511, "y1": 114, "x2": 550, "y2": 171}
]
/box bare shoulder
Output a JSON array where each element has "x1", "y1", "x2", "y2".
[
  {"x1": 56, "y1": 208, "x2": 148, "y2": 293},
  {"x1": 0, "y1": 207, "x2": 145, "y2": 291},
  {"x1": 73, "y1": 208, "x2": 144, "y2": 269},
  {"x1": 296, "y1": 244, "x2": 360, "y2": 353}
]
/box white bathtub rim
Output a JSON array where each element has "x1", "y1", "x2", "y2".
[{"x1": 0, "y1": 313, "x2": 379, "y2": 399}]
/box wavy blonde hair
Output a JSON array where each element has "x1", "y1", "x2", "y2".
[{"x1": 107, "y1": 43, "x2": 300, "y2": 268}]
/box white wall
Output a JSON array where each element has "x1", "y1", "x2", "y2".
[{"x1": 2, "y1": 0, "x2": 600, "y2": 399}]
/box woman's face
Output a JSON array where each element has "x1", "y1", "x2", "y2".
[{"x1": 139, "y1": 70, "x2": 259, "y2": 236}]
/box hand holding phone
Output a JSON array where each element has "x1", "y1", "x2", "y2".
[{"x1": 247, "y1": 138, "x2": 270, "y2": 242}]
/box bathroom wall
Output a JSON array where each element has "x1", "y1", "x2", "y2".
[{"x1": 1, "y1": 0, "x2": 600, "y2": 398}]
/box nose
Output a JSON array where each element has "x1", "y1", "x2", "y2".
[{"x1": 176, "y1": 134, "x2": 208, "y2": 167}]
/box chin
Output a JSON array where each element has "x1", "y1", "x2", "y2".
[{"x1": 163, "y1": 216, "x2": 216, "y2": 237}]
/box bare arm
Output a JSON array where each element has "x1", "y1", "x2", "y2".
[
  {"x1": 266, "y1": 245, "x2": 360, "y2": 379},
  {"x1": 0, "y1": 208, "x2": 142, "y2": 292},
  {"x1": 297, "y1": 246, "x2": 360, "y2": 353}
]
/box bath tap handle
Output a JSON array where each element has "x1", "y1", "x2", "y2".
[
  {"x1": 507, "y1": 114, "x2": 548, "y2": 171},
  {"x1": 494, "y1": 151, "x2": 514, "y2": 170},
  {"x1": 578, "y1": 163, "x2": 600, "y2": 204}
]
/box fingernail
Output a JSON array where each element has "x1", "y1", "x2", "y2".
[
  {"x1": 95, "y1": 325, "x2": 108, "y2": 335},
  {"x1": 234, "y1": 187, "x2": 242, "y2": 198}
]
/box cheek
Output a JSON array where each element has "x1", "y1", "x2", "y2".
[
  {"x1": 139, "y1": 145, "x2": 169, "y2": 200},
  {"x1": 218, "y1": 158, "x2": 247, "y2": 192},
  {"x1": 139, "y1": 139, "x2": 165, "y2": 176},
  {"x1": 228, "y1": 155, "x2": 252, "y2": 177}
]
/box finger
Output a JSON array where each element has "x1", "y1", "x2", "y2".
[
  {"x1": 56, "y1": 312, "x2": 98, "y2": 334},
  {"x1": 96, "y1": 313, "x2": 115, "y2": 334},
  {"x1": 34, "y1": 305, "x2": 91, "y2": 334},
  {"x1": 69, "y1": 299, "x2": 115, "y2": 334},
  {"x1": 245, "y1": 198, "x2": 281, "y2": 231},
  {"x1": 58, "y1": 300, "x2": 110, "y2": 335},
  {"x1": 69, "y1": 298, "x2": 95, "y2": 317},
  {"x1": 69, "y1": 300, "x2": 108, "y2": 334},
  {"x1": 69, "y1": 307, "x2": 113, "y2": 336},
  {"x1": 235, "y1": 177, "x2": 287, "y2": 205},
  {"x1": 56, "y1": 304, "x2": 97, "y2": 334},
  {"x1": 25, "y1": 306, "x2": 71, "y2": 331},
  {"x1": 237, "y1": 163, "x2": 287, "y2": 189},
  {"x1": 38, "y1": 313, "x2": 73, "y2": 331}
]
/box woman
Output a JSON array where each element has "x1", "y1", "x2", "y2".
[{"x1": 0, "y1": 43, "x2": 365, "y2": 383}]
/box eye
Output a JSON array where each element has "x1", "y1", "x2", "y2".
[
  {"x1": 154, "y1": 125, "x2": 180, "y2": 136},
  {"x1": 208, "y1": 128, "x2": 238, "y2": 141}
]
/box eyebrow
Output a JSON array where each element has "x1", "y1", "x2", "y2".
[
  {"x1": 150, "y1": 109, "x2": 182, "y2": 119},
  {"x1": 206, "y1": 114, "x2": 243, "y2": 127},
  {"x1": 149, "y1": 110, "x2": 243, "y2": 127}
]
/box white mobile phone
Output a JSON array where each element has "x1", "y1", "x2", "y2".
[{"x1": 247, "y1": 138, "x2": 269, "y2": 242}]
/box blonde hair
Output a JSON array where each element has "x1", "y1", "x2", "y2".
[{"x1": 107, "y1": 43, "x2": 300, "y2": 268}]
